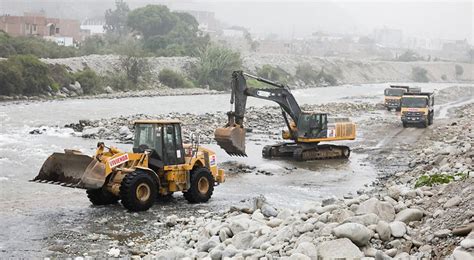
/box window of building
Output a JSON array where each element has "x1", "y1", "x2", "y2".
[
  {"x1": 33, "y1": 24, "x2": 37, "y2": 32},
  {"x1": 55, "y1": 27, "x2": 60, "y2": 34}
]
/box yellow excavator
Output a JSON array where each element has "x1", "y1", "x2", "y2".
[
  {"x1": 33, "y1": 120, "x2": 225, "y2": 212},
  {"x1": 215, "y1": 71, "x2": 356, "y2": 161}
]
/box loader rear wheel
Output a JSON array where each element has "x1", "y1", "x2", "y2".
[
  {"x1": 184, "y1": 167, "x2": 214, "y2": 203},
  {"x1": 86, "y1": 188, "x2": 118, "y2": 205},
  {"x1": 120, "y1": 171, "x2": 157, "y2": 212}
]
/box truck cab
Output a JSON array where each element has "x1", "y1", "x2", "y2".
[
  {"x1": 400, "y1": 92, "x2": 434, "y2": 128},
  {"x1": 384, "y1": 85, "x2": 409, "y2": 111}
]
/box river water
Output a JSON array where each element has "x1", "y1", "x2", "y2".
[{"x1": 0, "y1": 82, "x2": 467, "y2": 257}]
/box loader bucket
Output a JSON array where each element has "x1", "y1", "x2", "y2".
[
  {"x1": 214, "y1": 126, "x2": 247, "y2": 156},
  {"x1": 33, "y1": 150, "x2": 106, "y2": 189}
]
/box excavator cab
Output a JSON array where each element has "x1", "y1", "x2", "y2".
[{"x1": 297, "y1": 113, "x2": 328, "y2": 138}]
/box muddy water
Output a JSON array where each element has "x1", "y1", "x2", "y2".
[{"x1": 0, "y1": 82, "x2": 469, "y2": 257}]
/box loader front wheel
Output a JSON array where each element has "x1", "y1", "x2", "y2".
[
  {"x1": 184, "y1": 167, "x2": 214, "y2": 203},
  {"x1": 120, "y1": 171, "x2": 157, "y2": 212},
  {"x1": 86, "y1": 188, "x2": 118, "y2": 205}
]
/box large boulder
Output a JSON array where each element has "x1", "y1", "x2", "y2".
[
  {"x1": 293, "y1": 242, "x2": 318, "y2": 258},
  {"x1": 389, "y1": 221, "x2": 407, "y2": 238},
  {"x1": 231, "y1": 231, "x2": 254, "y2": 249},
  {"x1": 356, "y1": 198, "x2": 395, "y2": 222},
  {"x1": 332, "y1": 223, "x2": 372, "y2": 246},
  {"x1": 317, "y1": 238, "x2": 363, "y2": 258},
  {"x1": 342, "y1": 213, "x2": 380, "y2": 226},
  {"x1": 376, "y1": 221, "x2": 392, "y2": 241},
  {"x1": 395, "y1": 208, "x2": 424, "y2": 223}
]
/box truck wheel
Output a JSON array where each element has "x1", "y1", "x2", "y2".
[
  {"x1": 262, "y1": 145, "x2": 273, "y2": 158},
  {"x1": 423, "y1": 120, "x2": 428, "y2": 128},
  {"x1": 120, "y1": 171, "x2": 157, "y2": 212},
  {"x1": 87, "y1": 188, "x2": 118, "y2": 205},
  {"x1": 402, "y1": 122, "x2": 408, "y2": 128},
  {"x1": 184, "y1": 167, "x2": 214, "y2": 203}
]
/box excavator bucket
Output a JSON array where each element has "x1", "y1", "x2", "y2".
[
  {"x1": 214, "y1": 126, "x2": 247, "y2": 156},
  {"x1": 33, "y1": 150, "x2": 106, "y2": 189}
]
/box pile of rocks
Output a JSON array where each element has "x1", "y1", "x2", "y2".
[{"x1": 62, "y1": 102, "x2": 380, "y2": 144}]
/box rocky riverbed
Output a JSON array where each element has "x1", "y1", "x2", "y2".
[
  {"x1": 57, "y1": 102, "x2": 382, "y2": 145},
  {"x1": 15, "y1": 85, "x2": 474, "y2": 259},
  {"x1": 97, "y1": 103, "x2": 472, "y2": 260}
]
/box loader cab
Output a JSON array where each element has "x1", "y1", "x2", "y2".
[
  {"x1": 297, "y1": 112, "x2": 328, "y2": 138},
  {"x1": 133, "y1": 120, "x2": 185, "y2": 169}
]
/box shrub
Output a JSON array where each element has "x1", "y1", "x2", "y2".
[
  {"x1": 455, "y1": 64, "x2": 464, "y2": 76},
  {"x1": 190, "y1": 45, "x2": 242, "y2": 91},
  {"x1": 256, "y1": 65, "x2": 292, "y2": 83},
  {"x1": 48, "y1": 64, "x2": 74, "y2": 89},
  {"x1": 295, "y1": 63, "x2": 319, "y2": 84},
  {"x1": 8, "y1": 55, "x2": 53, "y2": 95},
  {"x1": 397, "y1": 50, "x2": 420, "y2": 62},
  {"x1": 0, "y1": 31, "x2": 77, "y2": 58},
  {"x1": 316, "y1": 68, "x2": 338, "y2": 86},
  {"x1": 158, "y1": 69, "x2": 194, "y2": 88},
  {"x1": 412, "y1": 67, "x2": 429, "y2": 82},
  {"x1": 74, "y1": 68, "x2": 102, "y2": 94},
  {"x1": 0, "y1": 60, "x2": 25, "y2": 95}
]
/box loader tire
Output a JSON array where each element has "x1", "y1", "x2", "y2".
[
  {"x1": 120, "y1": 171, "x2": 157, "y2": 212},
  {"x1": 184, "y1": 167, "x2": 214, "y2": 203},
  {"x1": 86, "y1": 188, "x2": 118, "y2": 205}
]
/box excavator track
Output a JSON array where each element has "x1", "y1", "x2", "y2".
[{"x1": 263, "y1": 143, "x2": 350, "y2": 161}]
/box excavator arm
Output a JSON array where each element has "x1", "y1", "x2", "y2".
[{"x1": 215, "y1": 71, "x2": 302, "y2": 156}]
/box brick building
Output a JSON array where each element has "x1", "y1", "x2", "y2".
[{"x1": 0, "y1": 12, "x2": 81, "y2": 44}]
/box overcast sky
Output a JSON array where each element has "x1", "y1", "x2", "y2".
[{"x1": 1, "y1": 0, "x2": 472, "y2": 43}]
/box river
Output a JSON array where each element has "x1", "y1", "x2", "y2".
[{"x1": 0, "y1": 82, "x2": 468, "y2": 257}]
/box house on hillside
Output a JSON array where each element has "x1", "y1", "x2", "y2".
[{"x1": 0, "y1": 11, "x2": 82, "y2": 46}]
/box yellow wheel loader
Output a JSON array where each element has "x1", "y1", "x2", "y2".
[
  {"x1": 34, "y1": 120, "x2": 225, "y2": 212},
  {"x1": 214, "y1": 71, "x2": 356, "y2": 161}
]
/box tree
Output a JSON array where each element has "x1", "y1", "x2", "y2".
[
  {"x1": 412, "y1": 67, "x2": 429, "y2": 82},
  {"x1": 190, "y1": 45, "x2": 242, "y2": 90},
  {"x1": 127, "y1": 5, "x2": 209, "y2": 56},
  {"x1": 104, "y1": 0, "x2": 130, "y2": 36},
  {"x1": 127, "y1": 5, "x2": 177, "y2": 40}
]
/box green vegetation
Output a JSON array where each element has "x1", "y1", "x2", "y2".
[
  {"x1": 126, "y1": 5, "x2": 209, "y2": 56},
  {"x1": 256, "y1": 65, "x2": 292, "y2": 83},
  {"x1": 0, "y1": 31, "x2": 77, "y2": 58},
  {"x1": 8, "y1": 55, "x2": 53, "y2": 95},
  {"x1": 415, "y1": 173, "x2": 468, "y2": 188},
  {"x1": 190, "y1": 45, "x2": 242, "y2": 91},
  {"x1": 158, "y1": 69, "x2": 195, "y2": 88},
  {"x1": 295, "y1": 63, "x2": 319, "y2": 84},
  {"x1": 412, "y1": 66, "x2": 429, "y2": 82},
  {"x1": 73, "y1": 68, "x2": 102, "y2": 94}
]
